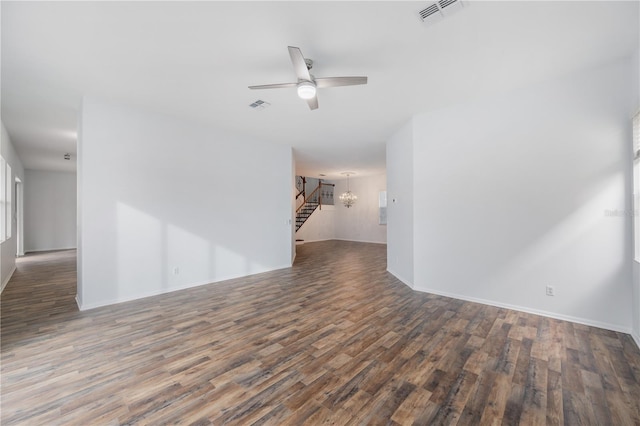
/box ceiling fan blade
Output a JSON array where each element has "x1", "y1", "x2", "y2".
[
  {"x1": 306, "y1": 96, "x2": 318, "y2": 110},
  {"x1": 248, "y1": 82, "x2": 298, "y2": 90},
  {"x1": 315, "y1": 76, "x2": 368, "y2": 88},
  {"x1": 288, "y1": 46, "x2": 311, "y2": 81}
]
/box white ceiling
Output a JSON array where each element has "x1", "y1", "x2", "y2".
[{"x1": 2, "y1": 1, "x2": 638, "y2": 178}]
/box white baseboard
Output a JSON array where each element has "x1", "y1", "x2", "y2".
[
  {"x1": 413, "y1": 285, "x2": 632, "y2": 335},
  {"x1": 76, "y1": 277, "x2": 243, "y2": 311},
  {"x1": 387, "y1": 268, "x2": 413, "y2": 289},
  {"x1": 76, "y1": 263, "x2": 293, "y2": 311},
  {"x1": 633, "y1": 332, "x2": 640, "y2": 350},
  {"x1": 26, "y1": 246, "x2": 77, "y2": 253},
  {"x1": 1, "y1": 265, "x2": 16, "y2": 293},
  {"x1": 295, "y1": 238, "x2": 387, "y2": 245},
  {"x1": 76, "y1": 279, "x2": 229, "y2": 311},
  {"x1": 333, "y1": 238, "x2": 387, "y2": 245},
  {"x1": 296, "y1": 238, "x2": 333, "y2": 243}
]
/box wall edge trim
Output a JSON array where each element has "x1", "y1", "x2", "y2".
[
  {"x1": 387, "y1": 268, "x2": 413, "y2": 289},
  {"x1": 414, "y1": 285, "x2": 633, "y2": 335},
  {"x1": 333, "y1": 238, "x2": 387, "y2": 245},
  {"x1": 25, "y1": 247, "x2": 77, "y2": 254},
  {"x1": 1, "y1": 265, "x2": 17, "y2": 293},
  {"x1": 632, "y1": 332, "x2": 640, "y2": 351},
  {"x1": 77, "y1": 264, "x2": 292, "y2": 311}
]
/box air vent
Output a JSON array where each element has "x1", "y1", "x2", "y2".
[
  {"x1": 439, "y1": 0, "x2": 458, "y2": 9},
  {"x1": 419, "y1": 3, "x2": 440, "y2": 20},
  {"x1": 249, "y1": 100, "x2": 271, "y2": 110},
  {"x1": 419, "y1": 0, "x2": 465, "y2": 24}
]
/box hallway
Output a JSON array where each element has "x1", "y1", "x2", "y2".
[{"x1": 2, "y1": 249, "x2": 77, "y2": 328}]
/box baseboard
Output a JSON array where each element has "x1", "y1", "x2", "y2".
[
  {"x1": 633, "y1": 332, "x2": 640, "y2": 350},
  {"x1": 414, "y1": 285, "x2": 633, "y2": 335},
  {"x1": 296, "y1": 238, "x2": 333, "y2": 243},
  {"x1": 26, "y1": 246, "x2": 77, "y2": 253},
  {"x1": 76, "y1": 279, "x2": 230, "y2": 311},
  {"x1": 76, "y1": 263, "x2": 293, "y2": 311},
  {"x1": 295, "y1": 238, "x2": 387, "y2": 245},
  {"x1": 1, "y1": 265, "x2": 17, "y2": 293},
  {"x1": 333, "y1": 238, "x2": 387, "y2": 245},
  {"x1": 387, "y1": 268, "x2": 413, "y2": 289}
]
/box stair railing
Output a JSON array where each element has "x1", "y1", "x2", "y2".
[
  {"x1": 296, "y1": 181, "x2": 336, "y2": 212},
  {"x1": 296, "y1": 184, "x2": 322, "y2": 213},
  {"x1": 294, "y1": 181, "x2": 337, "y2": 232}
]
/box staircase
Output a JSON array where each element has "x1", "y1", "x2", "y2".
[
  {"x1": 295, "y1": 178, "x2": 335, "y2": 232},
  {"x1": 296, "y1": 201, "x2": 319, "y2": 231}
]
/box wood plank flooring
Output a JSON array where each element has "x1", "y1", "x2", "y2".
[{"x1": 2, "y1": 241, "x2": 640, "y2": 425}]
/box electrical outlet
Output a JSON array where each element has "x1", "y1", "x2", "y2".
[
  {"x1": 173, "y1": 267, "x2": 180, "y2": 275},
  {"x1": 546, "y1": 285, "x2": 554, "y2": 296}
]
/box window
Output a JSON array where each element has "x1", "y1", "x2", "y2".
[{"x1": 634, "y1": 112, "x2": 640, "y2": 261}]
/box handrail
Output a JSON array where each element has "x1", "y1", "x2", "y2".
[
  {"x1": 295, "y1": 181, "x2": 335, "y2": 213},
  {"x1": 295, "y1": 180, "x2": 334, "y2": 200},
  {"x1": 296, "y1": 185, "x2": 321, "y2": 213}
]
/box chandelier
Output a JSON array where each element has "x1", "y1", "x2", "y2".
[{"x1": 339, "y1": 172, "x2": 357, "y2": 208}]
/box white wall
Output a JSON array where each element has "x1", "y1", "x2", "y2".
[
  {"x1": 24, "y1": 170, "x2": 77, "y2": 252},
  {"x1": 0, "y1": 122, "x2": 25, "y2": 291},
  {"x1": 387, "y1": 121, "x2": 414, "y2": 287},
  {"x1": 632, "y1": 49, "x2": 640, "y2": 346},
  {"x1": 334, "y1": 174, "x2": 387, "y2": 244},
  {"x1": 77, "y1": 97, "x2": 293, "y2": 310},
  {"x1": 403, "y1": 57, "x2": 634, "y2": 332}
]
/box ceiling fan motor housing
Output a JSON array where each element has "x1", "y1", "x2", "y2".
[{"x1": 297, "y1": 81, "x2": 317, "y2": 99}]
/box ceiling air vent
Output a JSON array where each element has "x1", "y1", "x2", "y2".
[
  {"x1": 419, "y1": 0, "x2": 465, "y2": 24},
  {"x1": 419, "y1": 3, "x2": 440, "y2": 21},
  {"x1": 249, "y1": 100, "x2": 271, "y2": 110},
  {"x1": 439, "y1": 0, "x2": 458, "y2": 10}
]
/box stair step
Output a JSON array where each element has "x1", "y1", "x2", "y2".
[{"x1": 295, "y1": 202, "x2": 320, "y2": 233}]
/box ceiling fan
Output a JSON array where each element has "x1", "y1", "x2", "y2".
[{"x1": 248, "y1": 46, "x2": 368, "y2": 110}]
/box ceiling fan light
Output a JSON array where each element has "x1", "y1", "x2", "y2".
[{"x1": 297, "y1": 81, "x2": 316, "y2": 99}]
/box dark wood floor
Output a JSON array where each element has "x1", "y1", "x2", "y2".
[{"x1": 1, "y1": 241, "x2": 640, "y2": 425}]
